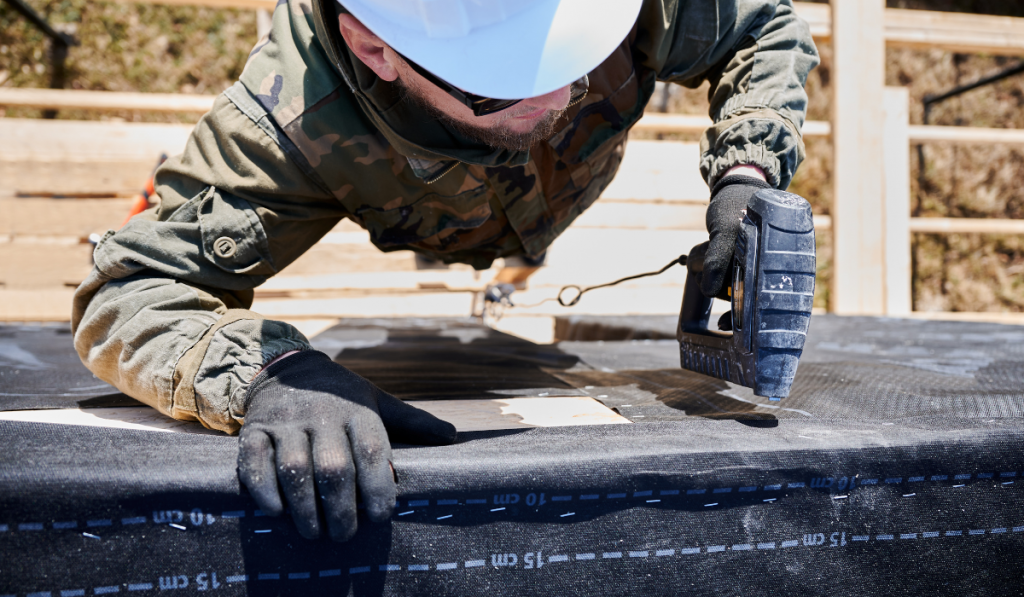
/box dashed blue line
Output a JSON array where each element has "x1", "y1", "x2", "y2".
[
  {"x1": 713, "y1": 488, "x2": 732, "y2": 494},
  {"x1": 764, "y1": 484, "x2": 782, "y2": 491},
  {"x1": 408, "y1": 500, "x2": 429, "y2": 507},
  {"x1": 877, "y1": 534, "x2": 894, "y2": 540},
  {"x1": 466, "y1": 499, "x2": 487, "y2": 505},
  {"x1": 60, "y1": 591, "x2": 84, "y2": 597},
  {"x1": 225, "y1": 575, "x2": 247, "y2": 583},
  {"x1": 437, "y1": 563, "x2": 457, "y2": 570},
  {"x1": 575, "y1": 553, "x2": 595, "y2": 561},
  {"x1": 732, "y1": 544, "x2": 752, "y2": 551},
  {"x1": 781, "y1": 540, "x2": 799, "y2": 548},
  {"x1": 660, "y1": 490, "x2": 680, "y2": 496},
  {"x1": 288, "y1": 572, "x2": 310, "y2": 580},
  {"x1": 221, "y1": 511, "x2": 245, "y2": 518},
  {"x1": 257, "y1": 573, "x2": 279, "y2": 581},
  {"x1": 552, "y1": 496, "x2": 572, "y2": 502},
  {"x1": 580, "y1": 494, "x2": 599, "y2": 500},
  {"x1": 349, "y1": 567, "x2": 370, "y2": 575},
  {"x1": 94, "y1": 586, "x2": 119, "y2": 594},
  {"x1": 53, "y1": 521, "x2": 77, "y2": 529},
  {"x1": 121, "y1": 517, "x2": 146, "y2": 525},
  {"x1": 655, "y1": 549, "x2": 675, "y2": 556},
  {"x1": 885, "y1": 478, "x2": 902, "y2": 484},
  {"x1": 908, "y1": 476, "x2": 925, "y2": 483},
  {"x1": 607, "y1": 493, "x2": 626, "y2": 499},
  {"x1": 946, "y1": 531, "x2": 962, "y2": 536},
  {"x1": 930, "y1": 475, "x2": 948, "y2": 481},
  {"x1": 860, "y1": 479, "x2": 878, "y2": 485},
  {"x1": 1001, "y1": 472, "x2": 1017, "y2": 478},
  {"x1": 379, "y1": 565, "x2": 400, "y2": 572},
  {"x1": 319, "y1": 570, "x2": 341, "y2": 577},
  {"x1": 87, "y1": 520, "x2": 112, "y2": 528},
  {"x1": 548, "y1": 555, "x2": 570, "y2": 563},
  {"x1": 127, "y1": 584, "x2": 152, "y2": 592},
  {"x1": 739, "y1": 486, "x2": 757, "y2": 493},
  {"x1": 602, "y1": 552, "x2": 622, "y2": 559},
  {"x1": 954, "y1": 474, "x2": 971, "y2": 480},
  {"x1": 686, "y1": 489, "x2": 706, "y2": 495},
  {"x1": 465, "y1": 560, "x2": 485, "y2": 568},
  {"x1": 788, "y1": 483, "x2": 805, "y2": 489},
  {"x1": 680, "y1": 547, "x2": 701, "y2": 555},
  {"x1": 707, "y1": 545, "x2": 726, "y2": 553},
  {"x1": 757, "y1": 542, "x2": 776, "y2": 549},
  {"x1": 18, "y1": 523, "x2": 43, "y2": 531},
  {"x1": 969, "y1": 529, "x2": 986, "y2": 535},
  {"x1": 437, "y1": 500, "x2": 458, "y2": 506},
  {"x1": 978, "y1": 473, "x2": 994, "y2": 479},
  {"x1": 633, "y1": 491, "x2": 653, "y2": 498},
  {"x1": 923, "y1": 532, "x2": 940, "y2": 538},
  {"x1": 408, "y1": 565, "x2": 429, "y2": 571}
]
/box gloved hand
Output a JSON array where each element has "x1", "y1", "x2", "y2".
[
  {"x1": 238, "y1": 350, "x2": 457, "y2": 542},
  {"x1": 702, "y1": 174, "x2": 774, "y2": 298}
]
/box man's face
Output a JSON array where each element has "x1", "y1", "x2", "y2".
[
  {"x1": 337, "y1": 13, "x2": 572, "y2": 152},
  {"x1": 394, "y1": 59, "x2": 573, "y2": 151}
]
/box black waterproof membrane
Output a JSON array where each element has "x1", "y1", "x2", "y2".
[{"x1": 2, "y1": 316, "x2": 1024, "y2": 596}]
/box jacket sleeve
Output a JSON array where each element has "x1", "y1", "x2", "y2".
[
  {"x1": 72, "y1": 93, "x2": 347, "y2": 434},
  {"x1": 635, "y1": 0, "x2": 819, "y2": 189}
]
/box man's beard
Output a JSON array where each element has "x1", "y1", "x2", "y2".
[{"x1": 399, "y1": 80, "x2": 566, "y2": 152}]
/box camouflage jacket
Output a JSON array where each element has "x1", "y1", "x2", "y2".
[{"x1": 72, "y1": 0, "x2": 818, "y2": 433}]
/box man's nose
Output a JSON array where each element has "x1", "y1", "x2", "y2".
[{"x1": 521, "y1": 85, "x2": 572, "y2": 112}]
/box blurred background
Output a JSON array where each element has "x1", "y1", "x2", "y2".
[{"x1": 1, "y1": 0, "x2": 1022, "y2": 341}]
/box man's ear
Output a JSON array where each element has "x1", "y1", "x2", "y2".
[{"x1": 338, "y1": 14, "x2": 400, "y2": 82}]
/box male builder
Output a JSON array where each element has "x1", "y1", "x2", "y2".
[{"x1": 73, "y1": 0, "x2": 818, "y2": 542}]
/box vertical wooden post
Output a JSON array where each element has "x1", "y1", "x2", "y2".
[
  {"x1": 883, "y1": 87, "x2": 912, "y2": 316},
  {"x1": 830, "y1": 0, "x2": 887, "y2": 315}
]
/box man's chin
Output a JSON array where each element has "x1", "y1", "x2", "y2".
[{"x1": 464, "y1": 110, "x2": 565, "y2": 152}]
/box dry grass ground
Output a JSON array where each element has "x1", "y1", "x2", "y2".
[{"x1": 1, "y1": 0, "x2": 1022, "y2": 313}]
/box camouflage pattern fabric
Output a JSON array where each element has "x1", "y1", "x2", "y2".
[{"x1": 72, "y1": 0, "x2": 818, "y2": 433}]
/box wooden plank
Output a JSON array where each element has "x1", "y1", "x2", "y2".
[
  {"x1": 908, "y1": 125, "x2": 1024, "y2": 146},
  {"x1": 0, "y1": 88, "x2": 216, "y2": 114},
  {"x1": 883, "y1": 7, "x2": 1024, "y2": 57},
  {"x1": 830, "y1": 0, "x2": 887, "y2": 316},
  {"x1": 883, "y1": 87, "x2": 912, "y2": 317},
  {"x1": 793, "y1": 2, "x2": 1024, "y2": 57},
  {"x1": 0, "y1": 118, "x2": 193, "y2": 163},
  {"x1": 599, "y1": 140, "x2": 708, "y2": 202},
  {"x1": 909, "y1": 218, "x2": 1024, "y2": 235},
  {"x1": 114, "y1": 0, "x2": 275, "y2": 8}
]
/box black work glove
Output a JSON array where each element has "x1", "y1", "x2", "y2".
[
  {"x1": 238, "y1": 350, "x2": 457, "y2": 542},
  {"x1": 702, "y1": 174, "x2": 774, "y2": 298}
]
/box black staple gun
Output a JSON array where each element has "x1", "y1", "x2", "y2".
[{"x1": 677, "y1": 189, "x2": 816, "y2": 400}]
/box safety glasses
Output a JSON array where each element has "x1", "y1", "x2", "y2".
[{"x1": 401, "y1": 53, "x2": 589, "y2": 117}]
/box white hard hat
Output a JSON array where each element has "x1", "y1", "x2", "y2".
[{"x1": 337, "y1": 0, "x2": 644, "y2": 100}]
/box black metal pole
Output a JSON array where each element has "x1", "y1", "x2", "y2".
[
  {"x1": 1, "y1": 0, "x2": 75, "y2": 118},
  {"x1": 1, "y1": 0, "x2": 70, "y2": 48},
  {"x1": 923, "y1": 61, "x2": 1024, "y2": 108}
]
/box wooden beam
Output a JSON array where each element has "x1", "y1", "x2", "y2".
[
  {"x1": 0, "y1": 87, "x2": 216, "y2": 114},
  {"x1": 908, "y1": 125, "x2": 1024, "y2": 146},
  {"x1": 883, "y1": 7, "x2": 1024, "y2": 57},
  {"x1": 909, "y1": 218, "x2": 1024, "y2": 235},
  {"x1": 830, "y1": 0, "x2": 887, "y2": 316},
  {"x1": 115, "y1": 0, "x2": 275, "y2": 9},
  {"x1": 883, "y1": 87, "x2": 912, "y2": 316},
  {"x1": 793, "y1": 2, "x2": 1024, "y2": 57}
]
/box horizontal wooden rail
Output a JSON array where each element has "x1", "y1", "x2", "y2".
[
  {"x1": 0, "y1": 87, "x2": 216, "y2": 114},
  {"x1": 813, "y1": 216, "x2": 1024, "y2": 235},
  {"x1": 908, "y1": 125, "x2": 1024, "y2": 146},
  {"x1": 908, "y1": 217, "x2": 1024, "y2": 235},
  {"x1": 124, "y1": 0, "x2": 274, "y2": 8}
]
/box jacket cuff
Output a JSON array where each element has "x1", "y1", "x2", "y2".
[
  {"x1": 699, "y1": 108, "x2": 805, "y2": 191},
  {"x1": 172, "y1": 310, "x2": 312, "y2": 434}
]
